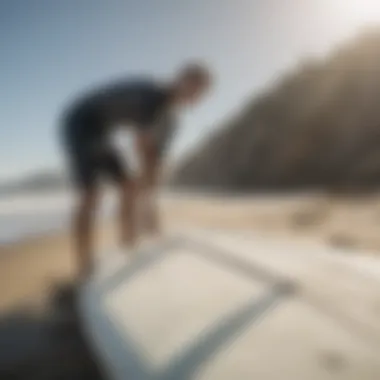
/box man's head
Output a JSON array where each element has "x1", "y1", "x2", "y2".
[{"x1": 172, "y1": 62, "x2": 213, "y2": 105}]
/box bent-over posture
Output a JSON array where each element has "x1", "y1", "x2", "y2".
[{"x1": 60, "y1": 63, "x2": 212, "y2": 279}]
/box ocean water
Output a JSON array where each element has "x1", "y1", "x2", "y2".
[
  {"x1": 0, "y1": 192, "x2": 71, "y2": 244},
  {"x1": 0, "y1": 191, "x2": 117, "y2": 245}
]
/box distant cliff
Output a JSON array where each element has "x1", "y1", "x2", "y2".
[{"x1": 171, "y1": 30, "x2": 380, "y2": 193}]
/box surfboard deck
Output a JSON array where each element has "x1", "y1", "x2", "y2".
[{"x1": 78, "y1": 229, "x2": 380, "y2": 380}]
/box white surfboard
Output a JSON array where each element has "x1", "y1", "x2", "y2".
[{"x1": 79, "y1": 229, "x2": 380, "y2": 380}]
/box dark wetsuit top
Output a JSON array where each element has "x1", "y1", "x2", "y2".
[{"x1": 60, "y1": 78, "x2": 176, "y2": 188}]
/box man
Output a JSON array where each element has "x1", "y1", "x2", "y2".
[{"x1": 60, "y1": 63, "x2": 212, "y2": 279}]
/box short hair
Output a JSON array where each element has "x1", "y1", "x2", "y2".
[{"x1": 178, "y1": 62, "x2": 212, "y2": 86}]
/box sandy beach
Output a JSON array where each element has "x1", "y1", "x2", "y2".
[{"x1": 1, "y1": 192, "x2": 380, "y2": 378}]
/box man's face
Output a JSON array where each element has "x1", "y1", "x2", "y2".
[{"x1": 179, "y1": 78, "x2": 211, "y2": 105}]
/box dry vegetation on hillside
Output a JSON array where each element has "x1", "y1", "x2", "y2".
[{"x1": 172, "y1": 30, "x2": 380, "y2": 193}]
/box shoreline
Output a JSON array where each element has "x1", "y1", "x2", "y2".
[{"x1": 3, "y1": 191, "x2": 380, "y2": 253}]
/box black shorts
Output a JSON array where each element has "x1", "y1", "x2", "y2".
[{"x1": 61, "y1": 118, "x2": 128, "y2": 190}]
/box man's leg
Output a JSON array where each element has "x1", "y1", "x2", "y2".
[
  {"x1": 119, "y1": 178, "x2": 137, "y2": 248},
  {"x1": 61, "y1": 116, "x2": 101, "y2": 281},
  {"x1": 73, "y1": 186, "x2": 98, "y2": 280},
  {"x1": 139, "y1": 186, "x2": 160, "y2": 236},
  {"x1": 102, "y1": 150, "x2": 137, "y2": 249},
  {"x1": 139, "y1": 158, "x2": 162, "y2": 237},
  {"x1": 65, "y1": 142, "x2": 100, "y2": 281}
]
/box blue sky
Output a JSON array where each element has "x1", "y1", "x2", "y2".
[{"x1": 1, "y1": 0, "x2": 380, "y2": 181}]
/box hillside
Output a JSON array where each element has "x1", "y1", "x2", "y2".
[{"x1": 171, "y1": 30, "x2": 380, "y2": 193}]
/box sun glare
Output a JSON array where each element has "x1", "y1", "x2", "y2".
[{"x1": 333, "y1": 0, "x2": 380, "y2": 24}]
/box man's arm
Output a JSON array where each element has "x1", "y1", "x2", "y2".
[{"x1": 134, "y1": 108, "x2": 177, "y2": 189}]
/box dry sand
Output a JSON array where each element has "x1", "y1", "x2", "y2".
[
  {"x1": 1, "y1": 193, "x2": 380, "y2": 378},
  {"x1": 163, "y1": 193, "x2": 380, "y2": 252}
]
